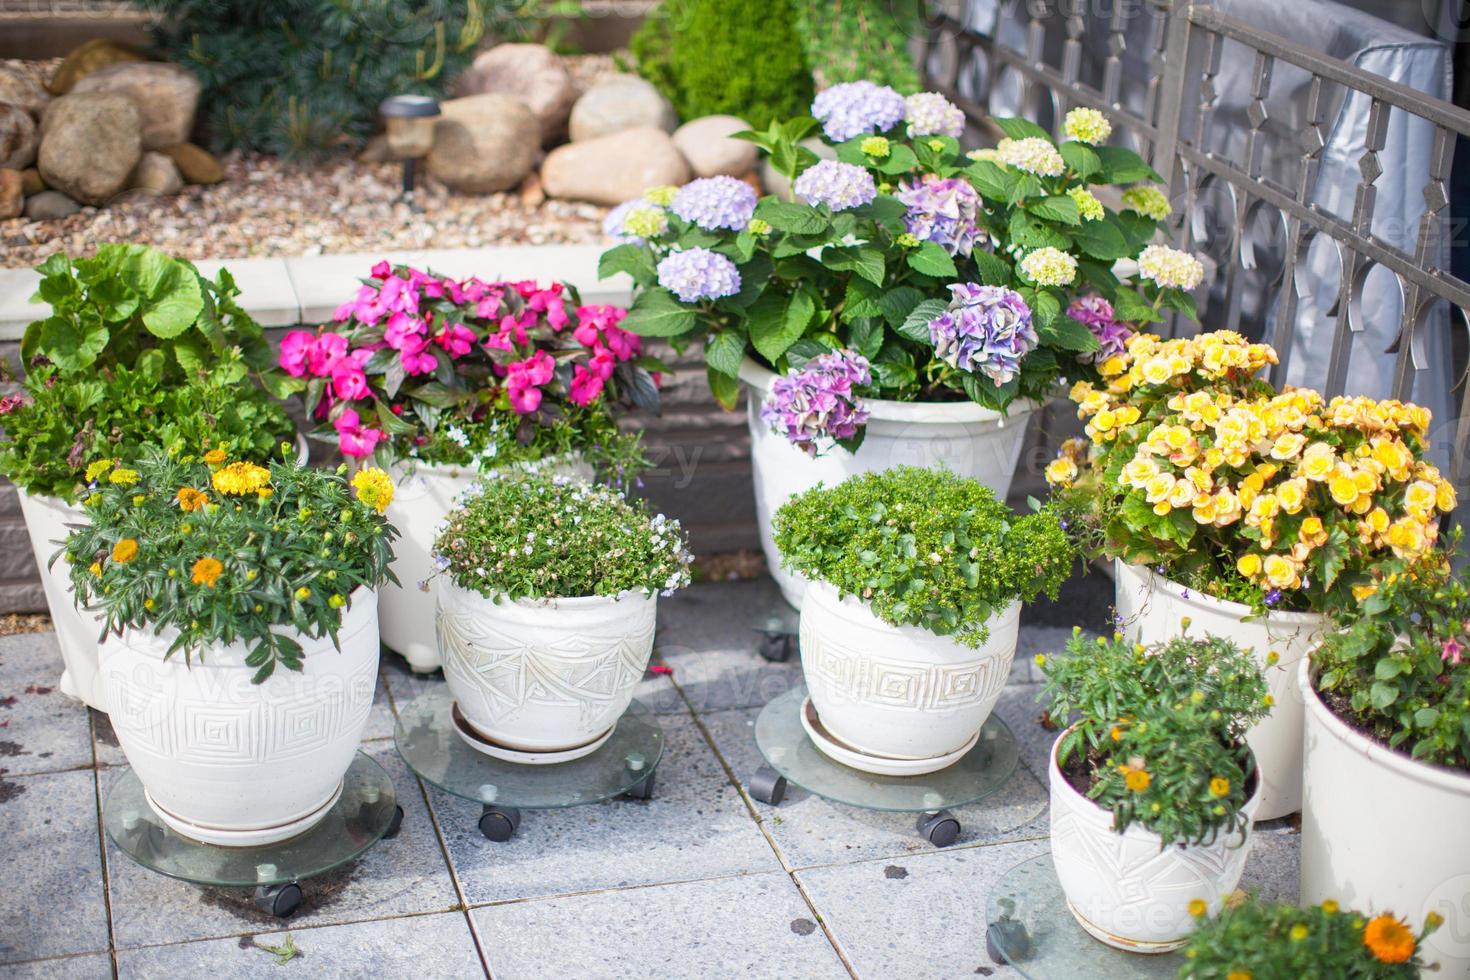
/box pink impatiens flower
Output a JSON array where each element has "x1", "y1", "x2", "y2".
[
  {"x1": 334, "y1": 408, "x2": 386, "y2": 458},
  {"x1": 1442, "y1": 636, "x2": 1465, "y2": 666},
  {"x1": 505, "y1": 350, "x2": 555, "y2": 414},
  {"x1": 331, "y1": 349, "x2": 374, "y2": 401},
  {"x1": 569, "y1": 366, "x2": 605, "y2": 406},
  {"x1": 434, "y1": 322, "x2": 476, "y2": 359},
  {"x1": 278, "y1": 330, "x2": 317, "y2": 377}
]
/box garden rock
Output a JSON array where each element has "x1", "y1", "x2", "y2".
[
  {"x1": 455, "y1": 43, "x2": 574, "y2": 145},
  {"x1": 0, "y1": 65, "x2": 50, "y2": 117},
  {"x1": 131, "y1": 151, "x2": 183, "y2": 195},
  {"x1": 427, "y1": 94, "x2": 538, "y2": 194},
  {"x1": 0, "y1": 168, "x2": 21, "y2": 219},
  {"x1": 161, "y1": 142, "x2": 224, "y2": 184},
  {"x1": 48, "y1": 39, "x2": 145, "y2": 95},
  {"x1": 38, "y1": 92, "x2": 142, "y2": 205},
  {"x1": 358, "y1": 133, "x2": 392, "y2": 164},
  {"x1": 20, "y1": 167, "x2": 43, "y2": 195},
  {"x1": 568, "y1": 75, "x2": 677, "y2": 142},
  {"x1": 541, "y1": 126, "x2": 690, "y2": 206},
  {"x1": 24, "y1": 190, "x2": 79, "y2": 220},
  {"x1": 0, "y1": 103, "x2": 38, "y2": 170},
  {"x1": 71, "y1": 62, "x2": 200, "y2": 150},
  {"x1": 672, "y1": 114, "x2": 756, "y2": 178}
]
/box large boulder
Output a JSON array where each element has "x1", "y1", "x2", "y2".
[
  {"x1": 0, "y1": 168, "x2": 21, "y2": 219},
  {"x1": 426, "y1": 94, "x2": 538, "y2": 194},
  {"x1": 24, "y1": 190, "x2": 80, "y2": 220},
  {"x1": 0, "y1": 104, "x2": 38, "y2": 170},
  {"x1": 0, "y1": 65, "x2": 50, "y2": 117},
  {"x1": 20, "y1": 168, "x2": 44, "y2": 195},
  {"x1": 131, "y1": 151, "x2": 183, "y2": 196},
  {"x1": 161, "y1": 142, "x2": 224, "y2": 184},
  {"x1": 454, "y1": 44, "x2": 574, "y2": 146},
  {"x1": 541, "y1": 126, "x2": 690, "y2": 206},
  {"x1": 71, "y1": 62, "x2": 200, "y2": 150},
  {"x1": 38, "y1": 92, "x2": 142, "y2": 205},
  {"x1": 48, "y1": 39, "x2": 145, "y2": 95},
  {"x1": 672, "y1": 114, "x2": 757, "y2": 178},
  {"x1": 569, "y1": 75, "x2": 677, "y2": 142}
]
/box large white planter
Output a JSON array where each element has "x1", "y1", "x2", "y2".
[
  {"x1": 99, "y1": 588, "x2": 380, "y2": 847},
  {"x1": 436, "y1": 580, "x2": 656, "y2": 758},
  {"x1": 1049, "y1": 730, "x2": 1260, "y2": 953},
  {"x1": 797, "y1": 578, "x2": 1019, "y2": 774},
  {"x1": 378, "y1": 455, "x2": 593, "y2": 672},
  {"x1": 17, "y1": 490, "x2": 109, "y2": 712},
  {"x1": 740, "y1": 358, "x2": 1037, "y2": 610},
  {"x1": 1299, "y1": 660, "x2": 1470, "y2": 976},
  {"x1": 1113, "y1": 560, "x2": 1323, "y2": 820}
]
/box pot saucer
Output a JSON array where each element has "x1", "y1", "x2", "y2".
[
  {"x1": 799, "y1": 697, "x2": 981, "y2": 777},
  {"x1": 450, "y1": 702, "x2": 615, "y2": 765}
]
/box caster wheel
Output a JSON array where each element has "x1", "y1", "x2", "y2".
[
  {"x1": 916, "y1": 810, "x2": 960, "y2": 847},
  {"x1": 383, "y1": 804, "x2": 405, "y2": 839},
  {"x1": 749, "y1": 766, "x2": 787, "y2": 806},
  {"x1": 253, "y1": 882, "x2": 303, "y2": 918},
  {"x1": 986, "y1": 918, "x2": 1031, "y2": 963},
  {"x1": 757, "y1": 632, "x2": 794, "y2": 663},
  {"x1": 478, "y1": 805, "x2": 522, "y2": 842},
  {"x1": 624, "y1": 771, "x2": 656, "y2": 800}
]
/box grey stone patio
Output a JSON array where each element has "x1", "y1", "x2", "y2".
[{"x1": 0, "y1": 574, "x2": 1301, "y2": 978}]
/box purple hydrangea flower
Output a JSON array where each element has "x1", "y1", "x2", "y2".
[
  {"x1": 1066, "y1": 294, "x2": 1132, "y2": 363},
  {"x1": 671, "y1": 176, "x2": 758, "y2": 231},
  {"x1": 759, "y1": 349, "x2": 872, "y2": 456},
  {"x1": 927, "y1": 283, "x2": 1037, "y2": 386},
  {"x1": 894, "y1": 175, "x2": 982, "y2": 256},
  {"x1": 657, "y1": 248, "x2": 741, "y2": 303},
  {"x1": 603, "y1": 198, "x2": 652, "y2": 245},
  {"x1": 793, "y1": 160, "x2": 877, "y2": 212},
  {"x1": 905, "y1": 92, "x2": 965, "y2": 138},
  {"x1": 812, "y1": 81, "x2": 907, "y2": 141}
]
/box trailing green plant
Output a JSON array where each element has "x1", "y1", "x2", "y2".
[
  {"x1": 434, "y1": 474, "x2": 693, "y2": 601},
  {"x1": 1037, "y1": 629, "x2": 1271, "y2": 846},
  {"x1": 66, "y1": 448, "x2": 398, "y2": 683},
  {"x1": 628, "y1": 0, "x2": 813, "y2": 130},
  {"x1": 1313, "y1": 533, "x2": 1469, "y2": 772},
  {"x1": 0, "y1": 245, "x2": 294, "y2": 502},
  {"x1": 794, "y1": 0, "x2": 922, "y2": 92},
  {"x1": 772, "y1": 466, "x2": 1074, "y2": 645},
  {"x1": 1180, "y1": 895, "x2": 1441, "y2": 978}
]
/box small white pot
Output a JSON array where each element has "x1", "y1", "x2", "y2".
[
  {"x1": 377, "y1": 454, "x2": 593, "y2": 672},
  {"x1": 1299, "y1": 660, "x2": 1470, "y2": 976},
  {"x1": 436, "y1": 580, "x2": 656, "y2": 757},
  {"x1": 1049, "y1": 730, "x2": 1260, "y2": 952},
  {"x1": 17, "y1": 490, "x2": 109, "y2": 711},
  {"x1": 1113, "y1": 560, "x2": 1324, "y2": 820},
  {"x1": 740, "y1": 358, "x2": 1037, "y2": 610},
  {"x1": 99, "y1": 588, "x2": 380, "y2": 847},
  {"x1": 797, "y1": 578, "x2": 1019, "y2": 773}
]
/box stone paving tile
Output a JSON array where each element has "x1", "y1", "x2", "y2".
[
  {"x1": 1238, "y1": 822, "x2": 1302, "y2": 902},
  {"x1": 0, "y1": 632, "x2": 94, "y2": 776},
  {"x1": 797, "y1": 839, "x2": 1048, "y2": 979},
  {"x1": 472, "y1": 871, "x2": 849, "y2": 979},
  {"x1": 699, "y1": 706, "x2": 1048, "y2": 868},
  {"x1": 114, "y1": 910, "x2": 484, "y2": 978},
  {"x1": 989, "y1": 683, "x2": 1055, "y2": 785},
  {"x1": 0, "y1": 769, "x2": 109, "y2": 965},
  {"x1": 0, "y1": 952, "x2": 113, "y2": 978},
  {"x1": 105, "y1": 741, "x2": 460, "y2": 950},
  {"x1": 433, "y1": 710, "x2": 782, "y2": 904}
]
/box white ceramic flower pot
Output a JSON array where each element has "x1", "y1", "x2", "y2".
[
  {"x1": 740, "y1": 358, "x2": 1038, "y2": 610},
  {"x1": 17, "y1": 490, "x2": 109, "y2": 712},
  {"x1": 378, "y1": 455, "x2": 593, "y2": 672},
  {"x1": 436, "y1": 580, "x2": 656, "y2": 758},
  {"x1": 797, "y1": 578, "x2": 1019, "y2": 773},
  {"x1": 99, "y1": 588, "x2": 380, "y2": 847},
  {"x1": 1113, "y1": 560, "x2": 1323, "y2": 820},
  {"x1": 1299, "y1": 660, "x2": 1470, "y2": 976},
  {"x1": 1049, "y1": 729, "x2": 1260, "y2": 953}
]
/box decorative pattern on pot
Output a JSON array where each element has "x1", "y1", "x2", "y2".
[
  {"x1": 741, "y1": 359, "x2": 1037, "y2": 610},
  {"x1": 798, "y1": 578, "x2": 1019, "y2": 771},
  {"x1": 1113, "y1": 560, "x2": 1323, "y2": 820},
  {"x1": 1048, "y1": 732, "x2": 1260, "y2": 953},
  {"x1": 1298, "y1": 660, "x2": 1470, "y2": 976},
  {"x1": 437, "y1": 580, "x2": 656, "y2": 756},
  {"x1": 100, "y1": 590, "x2": 380, "y2": 847}
]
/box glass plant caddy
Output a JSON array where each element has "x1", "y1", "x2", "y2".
[
  {"x1": 985, "y1": 854, "x2": 1185, "y2": 978},
  {"x1": 751, "y1": 599, "x2": 799, "y2": 663},
  {"x1": 748, "y1": 685, "x2": 1020, "y2": 847},
  {"x1": 394, "y1": 687, "x2": 664, "y2": 842},
  {"x1": 104, "y1": 751, "x2": 402, "y2": 918}
]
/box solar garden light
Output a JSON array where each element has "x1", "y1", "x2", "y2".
[{"x1": 379, "y1": 94, "x2": 441, "y2": 201}]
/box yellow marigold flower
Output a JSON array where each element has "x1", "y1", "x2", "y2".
[
  {"x1": 1264, "y1": 693, "x2": 1276, "y2": 707},
  {"x1": 1322, "y1": 899, "x2": 1340, "y2": 915},
  {"x1": 1363, "y1": 914, "x2": 1416, "y2": 963},
  {"x1": 1063, "y1": 106, "x2": 1111, "y2": 144},
  {"x1": 1019, "y1": 246, "x2": 1077, "y2": 287},
  {"x1": 85, "y1": 459, "x2": 113, "y2": 482},
  {"x1": 1227, "y1": 972, "x2": 1253, "y2": 980},
  {"x1": 108, "y1": 468, "x2": 140, "y2": 486},
  {"x1": 1121, "y1": 186, "x2": 1171, "y2": 221},
  {"x1": 88, "y1": 561, "x2": 102, "y2": 576},
  {"x1": 1045, "y1": 457, "x2": 1079, "y2": 487},
  {"x1": 1123, "y1": 766, "x2": 1151, "y2": 792},
  {"x1": 212, "y1": 461, "x2": 271, "y2": 496},
  {"x1": 202, "y1": 448, "x2": 228, "y2": 465},
  {"x1": 1209, "y1": 776, "x2": 1230, "y2": 797},
  {"x1": 1067, "y1": 186, "x2": 1105, "y2": 221},
  {"x1": 1290, "y1": 923, "x2": 1309, "y2": 941},
  {"x1": 111, "y1": 539, "x2": 139, "y2": 563},
  {"x1": 143, "y1": 597, "x2": 155, "y2": 610},
  {"x1": 1187, "y1": 898, "x2": 1209, "y2": 918},
  {"x1": 351, "y1": 467, "x2": 395, "y2": 513},
  {"x1": 642, "y1": 185, "x2": 678, "y2": 207},
  {"x1": 191, "y1": 556, "x2": 223, "y2": 587},
  {"x1": 176, "y1": 487, "x2": 208, "y2": 512},
  {"x1": 295, "y1": 586, "x2": 312, "y2": 601}
]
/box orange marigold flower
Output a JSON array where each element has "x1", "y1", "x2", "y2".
[
  {"x1": 191, "y1": 557, "x2": 223, "y2": 588},
  {"x1": 1363, "y1": 914, "x2": 1416, "y2": 963},
  {"x1": 1123, "y1": 767, "x2": 1151, "y2": 792},
  {"x1": 176, "y1": 487, "x2": 208, "y2": 512},
  {"x1": 1209, "y1": 776, "x2": 1230, "y2": 797},
  {"x1": 203, "y1": 449, "x2": 227, "y2": 465},
  {"x1": 1187, "y1": 898, "x2": 1208, "y2": 918},
  {"x1": 111, "y1": 539, "x2": 139, "y2": 563}
]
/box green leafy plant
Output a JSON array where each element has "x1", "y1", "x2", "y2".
[
  {"x1": 628, "y1": 0, "x2": 814, "y2": 131},
  {"x1": 794, "y1": 0, "x2": 922, "y2": 92},
  {"x1": 434, "y1": 474, "x2": 693, "y2": 600},
  {"x1": 1313, "y1": 534, "x2": 1469, "y2": 772},
  {"x1": 66, "y1": 448, "x2": 398, "y2": 683},
  {"x1": 1037, "y1": 629, "x2": 1270, "y2": 846},
  {"x1": 0, "y1": 245, "x2": 294, "y2": 502},
  {"x1": 1180, "y1": 895, "x2": 1441, "y2": 978},
  {"x1": 772, "y1": 466, "x2": 1073, "y2": 645}
]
